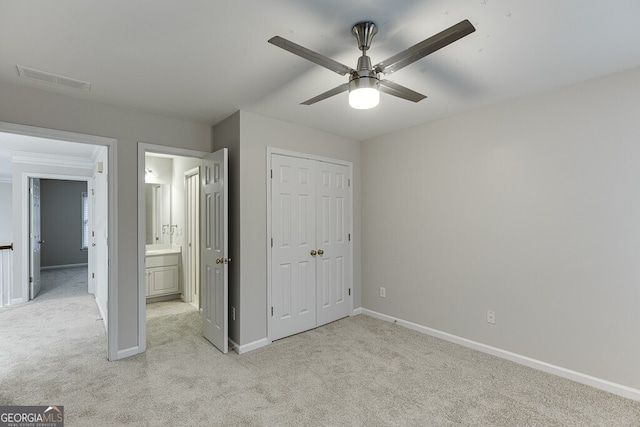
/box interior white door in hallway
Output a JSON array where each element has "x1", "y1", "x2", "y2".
[
  {"x1": 29, "y1": 177, "x2": 42, "y2": 300},
  {"x1": 270, "y1": 154, "x2": 352, "y2": 341},
  {"x1": 201, "y1": 148, "x2": 228, "y2": 353},
  {"x1": 185, "y1": 168, "x2": 200, "y2": 309}
]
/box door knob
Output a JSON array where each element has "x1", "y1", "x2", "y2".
[
  {"x1": 310, "y1": 250, "x2": 317, "y2": 256},
  {"x1": 38, "y1": 240, "x2": 45, "y2": 244},
  {"x1": 317, "y1": 249, "x2": 324, "y2": 255},
  {"x1": 216, "y1": 258, "x2": 222, "y2": 264},
  {"x1": 92, "y1": 243, "x2": 96, "y2": 247}
]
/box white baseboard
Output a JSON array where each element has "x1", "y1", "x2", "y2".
[
  {"x1": 231, "y1": 337, "x2": 270, "y2": 355},
  {"x1": 41, "y1": 263, "x2": 88, "y2": 271},
  {"x1": 95, "y1": 297, "x2": 108, "y2": 330},
  {"x1": 116, "y1": 346, "x2": 140, "y2": 360},
  {"x1": 11, "y1": 297, "x2": 25, "y2": 305},
  {"x1": 352, "y1": 307, "x2": 363, "y2": 316},
  {"x1": 360, "y1": 308, "x2": 640, "y2": 402}
]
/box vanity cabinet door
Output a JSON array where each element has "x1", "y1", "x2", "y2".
[{"x1": 147, "y1": 265, "x2": 179, "y2": 296}]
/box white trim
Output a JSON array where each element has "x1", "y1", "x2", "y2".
[
  {"x1": 360, "y1": 308, "x2": 640, "y2": 402},
  {"x1": 351, "y1": 307, "x2": 363, "y2": 316},
  {"x1": 96, "y1": 294, "x2": 108, "y2": 330},
  {"x1": 116, "y1": 346, "x2": 139, "y2": 360},
  {"x1": 0, "y1": 121, "x2": 118, "y2": 362},
  {"x1": 11, "y1": 297, "x2": 24, "y2": 305},
  {"x1": 137, "y1": 143, "x2": 210, "y2": 355},
  {"x1": 266, "y1": 147, "x2": 354, "y2": 343},
  {"x1": 41, "y1": 263, "x2": 88, "y2": 271},
  {"x1": 11, "y1": 153, "x2": 94, "y2": 170},
  {"x1": 233, "y1": 337, "x2": 270, "y2": 355}
]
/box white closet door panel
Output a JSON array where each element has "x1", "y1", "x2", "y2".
[
  {"x1": 271, "y1": 155, "x2": 317, "y2": 340},
  {"x1": 316, "y1": 162, "x2": 351, "y2": 326}
]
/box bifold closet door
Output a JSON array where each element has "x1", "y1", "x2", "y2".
[
  {"x1": 271, "y1": 154, "x2": 352, "y2": 341},
  {"x1": 271, "y1": 155, "x2": 317, "y2": 341},
  {"x1": 315, "y1": 162, "x2": 351, "y2": 327}
]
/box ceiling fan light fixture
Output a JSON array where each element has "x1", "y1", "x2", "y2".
[{"x1": 349, "y1": 76, "x2": 380, "y2": 109}]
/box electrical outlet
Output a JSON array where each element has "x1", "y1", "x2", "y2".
[
  {"x1": 487, "y1": 310, "x2": 496, "y2": 324},
  {"x1": 231, "y1": 306, "x2": 236, "y2": 321},
  {"x1": 380, "y1": 287, "x2": 386, "y2": 298}
]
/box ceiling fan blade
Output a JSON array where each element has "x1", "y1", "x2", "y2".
[
  {"x1": 379, "y1": 80, "x2": 427, "y2": 102},
  {"x1": 268, "y1": 36, "x2": 355, "y2": 76},
  {"x1": 374, "y1": 20, "x2": 476, "y2": 75},
  {"x1": 301, "y1": 82, "x2": 350, "y2": 105}
]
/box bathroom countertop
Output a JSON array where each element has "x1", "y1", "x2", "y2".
[{"x1": 145, "y1": 244, "x2": 181, "y2": 256}]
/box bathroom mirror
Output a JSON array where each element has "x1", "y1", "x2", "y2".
[{"x1": 145, "y1": 183, "x2": 171, "y2": 245}]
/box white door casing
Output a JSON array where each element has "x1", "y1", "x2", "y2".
[
  {"x1": 201, "y1": 148, "x2": 228, "y2": 353},
  {"x1": 88, "y1": 178, "x2": 96, "y2": 295},
  {"x1": 271, "y1": 155, "x2": 317, "y2": 341},
  {"x1": 270, "y1": 152, "x2": 352, "y2": 341},
  {"x1": 29, "y1": 178, "x2": 41, "y2": 300}
]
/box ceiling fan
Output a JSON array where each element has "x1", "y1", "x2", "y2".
[{"x1": 268, "y1": 19, "x2": 475, "y2": 109}]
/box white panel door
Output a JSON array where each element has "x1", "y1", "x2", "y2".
[
  {"x1": 201, "y1": 148, "x2": 228, "y2": 353},
  {"x1": 271, "y1": 155, "x2": 317, "y2": 340},
  {"x1": 29, "y1": 178, "x2": 41, "y2": 300},
  {"x1": 185, "y1": 170, "x2": 200, "y2": 308},
  {"x1": 316, "y1": 162, "x2": 351, "y2": 327}
]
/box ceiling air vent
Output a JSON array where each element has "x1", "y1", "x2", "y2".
[{"x1": 16, "y1": 65, "x2": 91, "y2": 92}]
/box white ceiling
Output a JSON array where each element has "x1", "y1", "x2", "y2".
[{"x1": 1, "y1": 1, "x2": 639, "y2": 141}]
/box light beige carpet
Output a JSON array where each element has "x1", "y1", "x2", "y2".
[{"x1": 1, "y1": 268, "x2": 639, "y2": 426}]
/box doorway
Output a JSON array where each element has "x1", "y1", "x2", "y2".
[
  {"x1": 0, "y1": 122, "x2": 116, "y2": 360},
  {"x1": 138, "y1": 144, "x2": 229, "y2": 355},
  {"x1": 30, "y1": 178, "x2": 92, "y2": 301}
]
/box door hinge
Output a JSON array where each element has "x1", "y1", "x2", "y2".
[
  {"x1": 271, "y1": 306, "x2": 274, "y2": 316},
  {"x1": 270, "y1": 169, "x2": 273, "y2": 179},
  {"x1": 348, "y1": 233, "x2": 351, "y2": 241},
  {"x1": 92, "y1": 273, "x2": 95, "y2": 279},
  {"x1": 29, "y1": 276, "x2": 33, "y2": 283},
  {"x1": 349, "y1": 288, "x2": 351, "y2": 296},
  {"x1": 271, "y1": 238, "x2": 273, "y2": 247},
  {"x1": 348, "y1": 178, "x2": 351, "y2": 187}
]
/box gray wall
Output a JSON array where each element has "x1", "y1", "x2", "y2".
[
  {"x1": 214, "y1": 111, "x2": 361, "y2": 347},
  {"x1": 361, "y1": 66, "x2": 640, "y2": 390},
  {"x1": 40, "y1": 179, "x2": 88, "y2": 267},
  {"x1": 0, "y1": 182, "x2": 11, "y2": 244},
  {"x1": 0, "y1": 81, "x2": 212, "y2": 355}
]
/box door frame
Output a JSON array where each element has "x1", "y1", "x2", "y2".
[
  {"x1": 136, "y1": 143, "x2": 208, "y2": 353},
  {"x1": 0, "y1": 121, "x2": 118, "y2": 361},
  {"x1": 266, "y1": 147, "x2": 354, "y2": 343},
  {"x1": 184, "y1": 167, "x2": 200, "y2": 308}
]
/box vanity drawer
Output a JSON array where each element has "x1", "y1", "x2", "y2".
[{"x1": 146, "y1": 253, "x2": 179, "y2": 268}]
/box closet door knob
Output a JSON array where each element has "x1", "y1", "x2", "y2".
[
  {"x1": 317, "y1": 249, "x2": 324, "y2": 255},
  {"x1": 310, "y1": 250, "x2": 317, "y2": 256}
]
